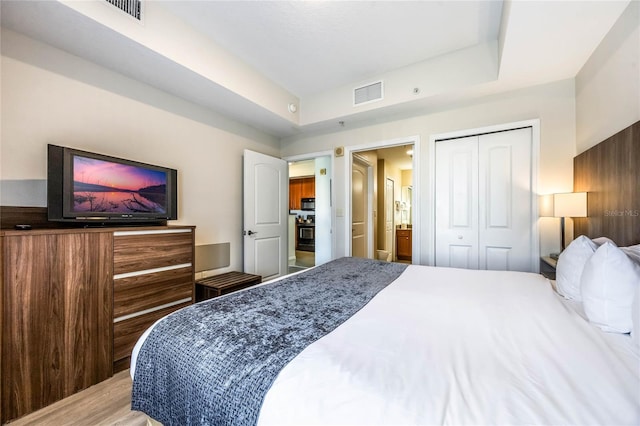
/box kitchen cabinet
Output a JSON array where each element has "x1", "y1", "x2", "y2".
[
  {"x1": 301, "y1": 177, "x2": 315, "y2": 199},
  {"x1": 396, "y1": 228, "x2": 412, "y2": 261},
  {"x1": 289, "y1": 176, "x2": 315, "y2": 210},
  {"x1": 289, "y1": 179, "x2": 302, "y2": 210}
]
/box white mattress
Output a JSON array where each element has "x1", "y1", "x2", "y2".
[{"x1": 133, "y1": 264, "x2": 640, "y2": 425}]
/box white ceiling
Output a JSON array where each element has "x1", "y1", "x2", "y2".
[
  {"x1": 0, "y1": 0, "x2": 631, "y2": 138},
  {"x1": 159, "y1": 1, "x2": 503, "y2": 97},
  {"x1": 376, "y1": 144, "x2": 415, "y2": 171}
]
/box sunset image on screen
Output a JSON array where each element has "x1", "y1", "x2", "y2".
[{"x1": 72, "y1": 155, "x2": 167, "y2": 214}]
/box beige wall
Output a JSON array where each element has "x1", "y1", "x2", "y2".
[
  {"x1": 282, "y1": 79, "x2": 577, "y2": 264},
  {"x1": 0, "y1": 29, "x2": 280, "y2": 272},
  {"x1": 8, "y1": 3, "x2": 634, "y2": 270},
  {"x1": 576, "y1": 0, "x2": 640, "y2": 154}
]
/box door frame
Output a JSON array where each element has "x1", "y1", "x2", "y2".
[
  {"x1": 351, "y1": 153, "x2": 374, "y2": 258},
  {"x1": 284, "y1": 150, "x2": 336, "y2": 263},
  {"x1": 385, "y1": 176, "x2": 395, "y2": 260},
  {"x1": 428, "y1": 119, "x2": 540, "y2": 271},
  {"x1": 345, "y1": 135, "x2": 421, "y2": 263}
]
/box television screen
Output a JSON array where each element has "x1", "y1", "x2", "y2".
[
  {"x1": 48, "y1": 144, "x2": 178, "y2": 224},
  {"x1": 72, "y1": 154, "x2": 168, "y2": 215}
]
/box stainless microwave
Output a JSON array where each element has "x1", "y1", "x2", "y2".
[{"x1": 301, "y1": 198, "x2": 315, "y2": 211}]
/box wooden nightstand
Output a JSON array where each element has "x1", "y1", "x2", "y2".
[
  {"x1": 540, "y1": 256, "x2": 557, "y2": 280},
  {"x1": 196, "y1": 271, "x2": 262, "y2": 302}
]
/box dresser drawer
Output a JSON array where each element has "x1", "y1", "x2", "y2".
[
  {"x1": 114, "y1": 267, "x2": 193, "y2": 318},
  {"x1": 113, "y1": 301, "x2": 191, "y2": 365},
  {"x1": 113, "y1": 229, "x2": 193, "y2": 275}
]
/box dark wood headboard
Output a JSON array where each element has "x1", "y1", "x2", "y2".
[{"x1": 574, "y1": 120, "x2": 640, "y2": 246}]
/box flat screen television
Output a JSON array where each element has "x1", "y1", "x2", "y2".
[{"x1": 48, "y1": 144, "x2": 177, "y2": 224}]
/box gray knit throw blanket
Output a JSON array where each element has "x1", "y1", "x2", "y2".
[{"x1": 131, "y1": 257, "x2": 408, "y2": 426}]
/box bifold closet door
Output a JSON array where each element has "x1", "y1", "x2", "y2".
[
  {"x1": 435, "y1": 135, "x2": 480, "y2": 269},
  {"x1": 435, "y1": 127, "x2": 533, "y2": 272},
  {"x1": 478, "y1": 128, "x2": 532, "y2": 271}
]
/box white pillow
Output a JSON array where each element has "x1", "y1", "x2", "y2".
[
  {"x1": 555, "y1": 235, "x2": 598, "y2": 301},
  {"x1": 581, "y1": 242, "x2": 640, "y2": 333},
  {"x1": 623, "y1": 244, "x2": 640, "y2": 349},
  {"x1": 592, "y1": 236, "x2": 614, "y2": 246},
  {"x1": 632, "y1": 286, "x2": 640, "y2": 352},
  {"x1": 621, "y1": 243, "x2": 640, "y2": 265}
]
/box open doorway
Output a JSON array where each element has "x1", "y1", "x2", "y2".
[
  {"x1": 350, "y1": 144, "x2": 415, "y2": 264},
  {"x1": 287, "y1": 155, "x2": 332, "y2": 273}
]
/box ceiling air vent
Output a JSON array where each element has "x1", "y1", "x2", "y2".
[
  {"x1": 105, "y1": 0, "x2": 143, "y2": 21},
  {"x1": 353, "y1": 81, "x2": 384, "y2": 106}
]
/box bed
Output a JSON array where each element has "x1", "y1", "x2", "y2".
[
  {"x1": 131, "y1": 122, "x2": 640, "y2": 425},
  {"x1": 130, "y1": 254, "x2": 640, "y2": 425}
]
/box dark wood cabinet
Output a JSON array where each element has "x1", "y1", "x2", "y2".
[
  {"x1": 396, "y1": 229, "x2": 412, "y2": 261},
  {"x1": 0, "y1": 225, "x2": 195, "y2": 423},
  {"x1": 1, "y1": 230, "x2": 113, "y2": 423},
  {"x1": 289, "y1": 177, "x2": 315, "y2": 210}
]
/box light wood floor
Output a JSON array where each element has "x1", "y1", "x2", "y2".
[{"x1": 7, "y1": 370, "x2": 148, "y2": 426}]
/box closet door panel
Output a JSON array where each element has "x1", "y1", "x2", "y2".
[
  {"x1": 451, "y1": 151, "x2": 474, "y2": 228},
  {"x1": 479, "y1": 127, "x2": 533, "y2": 272},
  {"x1": 449, "y1": 245, "x2": 475, "y2": 269},
  {"x1": 485, "y1": 246, "x2": 511, "y2": 270},
  {"x1": 435, "y1": 136, "x2": 479, "y2": 269},
  {"x1": 485, "y1": 145, "x2": 512, "y2": 228}
]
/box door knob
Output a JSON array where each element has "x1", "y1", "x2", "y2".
[{"x1": 246, "y1": 230, "x2": 258, "y2": 236}]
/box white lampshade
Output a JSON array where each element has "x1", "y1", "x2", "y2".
[
  {"x1": 553, "y1": 192, "x2": 587, "y2": 218},
  {"x1": 538, "y1": 194, "x2": 555, "y2": 217}
]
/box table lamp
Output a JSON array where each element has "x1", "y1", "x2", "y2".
[{"x1": 552, "y1": 192, "x2": 588, "y2": 256}]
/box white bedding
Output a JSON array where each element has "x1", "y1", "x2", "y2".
[{"x1": 133, "y1": 264, "x2": 640, "y2": 425}]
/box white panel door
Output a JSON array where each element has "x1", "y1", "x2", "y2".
[
  {"x1": 435, "y1": 136, "x2": 479, "y2": 269},
  {"x1": 479, "y1": 128, "x2": 532, "y2": 272},
  {"x1": 385, "y1": 177, "x2": 394, "y2": 257},
  {"x1": 351, "y1": 160, "x2": 368, "y2": 258},
  {"x1": 435, "y1": 128, "x2": 533, "y2": 272},
  {"x1": 243, "y1": 149, "x2": 288, "y2": 280}
]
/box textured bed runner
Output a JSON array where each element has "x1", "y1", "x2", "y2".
[{"x1": 132, "y1": 257, "x2": 407, "y2": 426}]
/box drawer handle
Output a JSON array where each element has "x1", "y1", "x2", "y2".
[
  {"x1": 113, "y1": 297, "x2": 192, "y2": 323},
  {"x1": 114, "y1": 263, "x2": 191, "y2": 280}
]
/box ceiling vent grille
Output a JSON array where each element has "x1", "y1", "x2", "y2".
[
  {"x1": 354, "y1": 81, "x2": 384, "y2": 106},
  {"x1": 105, "y1": 0, "x2": 142, "y2": 20}
]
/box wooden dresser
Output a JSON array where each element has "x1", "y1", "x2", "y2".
[{"x1": 0, "y1": 225, "x2": 194, "y2": 423}]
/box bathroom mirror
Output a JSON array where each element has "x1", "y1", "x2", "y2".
[{"x1": 401, "y1": 185, "x2": 412, "y2": 225}]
